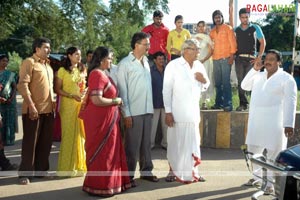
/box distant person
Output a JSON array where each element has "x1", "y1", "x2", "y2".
[
  {"x1": 55, "y1": 46, "x2": 87, "y2": 177},
  {"x1": 167, "y1": 15, "x2": 191, "y2": 60},
  {"x1": 235, "y1": 8, "x2": 266, "y2": 111},
  {"x1": 81, "y1": 46, "x2": 132, "y2": 197},
  {"x1": 194, "y1": 21, "x2": 214, "y2": 109},
  {"x1": 209, "y1": 10, "x2": 237, "y2": 111},
  {"x1": 17, "y1": 37, "x2": 55, "y2": 185},
  {"x1": 163, "y1": 39, "x2": 209, "y2": 183},
  {"x1": 85, "y1": 50, "x2": 93, "y2": 68},
  {"x1": 117, "y1": 32, "x2": 158, "y2": 185},
  {"x1": 242, "y1": 49, "x2": 297, "y2": 195},
  {"x1": 142, "y1": 10, "x2": 169, "y2": 62},
  {"x1": 150, "y1": 51, "x2": 168, "y2": 150},
  {"x1": 0, "y1": 113, "x2": 18, "y2": 170},
  {"x1": 0, "y1": 54, "x2": 17, "y2": 145}
]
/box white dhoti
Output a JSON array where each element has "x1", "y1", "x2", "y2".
[{"x1": 167, "y1": 122, "x2": 201, "y2": 182}]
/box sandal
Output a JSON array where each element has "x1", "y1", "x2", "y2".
[
  {"x1": 19, "y1": 177, "x2": 30, "y2": 185},
  {"x1": 165, "y1": 172, "x2": 176, "y2": 182},
  {"x1": 264, "y1": 186, "x2": 274, "y2": 195},
  {"x1": 244, "y1": 178, "x2": 260, "y2": 187}
]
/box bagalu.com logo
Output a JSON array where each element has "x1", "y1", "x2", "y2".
[{"x1": 245, "y1": 3, "x2": 296, "y2": 16}]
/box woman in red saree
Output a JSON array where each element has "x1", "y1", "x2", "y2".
[{"x1": 80, "y1": 46, "x2": 132, "y2": 197}]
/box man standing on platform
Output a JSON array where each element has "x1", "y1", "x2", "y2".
[
  {"x1": 209, "y1": 10, "x2": 237, "y2": 112},
  {"x1": 142, "y1": 10, "x2": 169, "y2": 63},
  {"x1": 235, "y1": 8, "x2": 265, "y2": 111}
]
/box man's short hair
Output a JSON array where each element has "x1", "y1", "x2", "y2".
[
  {"x1": 86, "y1": 50, "x2": 93, "y2": 56},
  {"x1": 153, "y1": 51, "x2": 165, "y2": 60},
  {"x1": 0, "y1": 54, "x2": 9, "y2": 61},
  {"x1": 153, "y1": 10, "x2": 163, "y2": 18},
  {"x1": 32, "y1": 37, "x2": 51, "y2": 53},
  {"x1": 131, "y1": 32, "x2": 149, "y2": 50},
  {"x1": 239, "y1": 8, "x2": 250, "y2": 16},
  {"x1": 266, "y1": 49, "x2": 282, "y2": 62}
]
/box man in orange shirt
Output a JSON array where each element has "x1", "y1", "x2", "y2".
[{"x1": 209, "y1": 10, "x2": 237, "y2": 111}]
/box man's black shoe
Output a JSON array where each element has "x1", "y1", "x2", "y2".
[
  {"x1": 223, "y1": 106, "x2": 232, "y2": 112},
  {"x1": 210, "y1": 105, "x2": 222, "y2": 110},
  {"x1": 236, "y1": 105, "x2": 248, "y2": 111}
]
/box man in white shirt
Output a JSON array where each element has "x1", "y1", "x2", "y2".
[
  {"x1": 242, "y1": 49, "x2": 297, "y2": 195},
  {"x1": 117, "y1": 32, "x2": 158, "y2": 185},
  {"x1": 163, "y1": 39, "x2": 210, "y2": 183}
]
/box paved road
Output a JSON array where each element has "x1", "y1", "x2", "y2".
[{"x1": 0, "y1": 95, "x2": 273, "y2": 200}]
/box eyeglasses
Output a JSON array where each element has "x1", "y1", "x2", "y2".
[
  {"x1": 138, "y1": 43, "x2": 150, "y2": 47},
  {"x1": 186, "y1": 47, "x2": 200, "y2": 51}
]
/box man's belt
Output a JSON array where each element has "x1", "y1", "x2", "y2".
[{"x1": 238, "y1": 54, "x2": 256, "y2": 59}]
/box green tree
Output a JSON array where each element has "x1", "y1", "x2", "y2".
[
  {"x1": 261, "y1": 12, "x2": 300, "y2": 51},
  {"x1": 0, "y1": 0, "x2": 169, "y2": 59},
  {"x1": 59, "y1": 0, "x2": 110, "y2": 53},
  {"x1": 0, "y1": 0, "x2": 75, "y2": 57},
  {"x1": 7, "y1": 51, "x2": 22, "y2": 74},
  {"x1": 103, "y1": 0, "x2": 169, "y2": 61},
  {"x1": 0, "y1": 0, "x2": 25, "y2": 40}
]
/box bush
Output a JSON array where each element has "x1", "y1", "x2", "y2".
[{"x1": 7, "y1": 51, "x2": 22, "y2": 74}]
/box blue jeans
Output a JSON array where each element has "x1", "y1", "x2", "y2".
[{"x1": 213, "y1": 58, "x2": 232, "y2": 110}]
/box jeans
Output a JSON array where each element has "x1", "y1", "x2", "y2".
[
  {"x1": 213, "y1": 58, "x2": 232, "y2": 109},
  {"x1": 235, "y1": 56, "x2": 253, "y2": 106}
]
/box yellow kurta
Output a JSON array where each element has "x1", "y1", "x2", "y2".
[
  {"x1": 166, "y1": 28, "x2": 191, "y2": 55},
  {"x1": 57, "y1": 67, "x2": 87, "y2": 177}
]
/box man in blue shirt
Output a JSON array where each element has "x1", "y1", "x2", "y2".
[
  {"x1": 150, "y1": 51, "x2": 168, "y2": 150},
  {"x1": 235, "y1": 8, "x2": 266, "y2": 111},
  {"x1": 117, "y1": 32, "x2": 158, "y2": 185}
]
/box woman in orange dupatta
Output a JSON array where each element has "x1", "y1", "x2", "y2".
[{"x1": 80, "y1": 46, "x2": 131, "y2": 197}]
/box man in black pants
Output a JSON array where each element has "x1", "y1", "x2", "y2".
[{"x1": 235, "y1": 8, "x2": 266, "y2": 111}]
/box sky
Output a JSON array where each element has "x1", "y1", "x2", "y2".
[{"x1": 103, "y1": 0, "x2": 296, "y2": 28}]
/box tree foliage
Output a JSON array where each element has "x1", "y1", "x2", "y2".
[
  {"x1": 261, "y1": 12, "x2": 300, "y2": 51},
  {"x1": 0, "y1": 0, "x2": 170, "y2": 62}
]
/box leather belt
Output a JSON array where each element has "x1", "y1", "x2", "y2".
[{"x1": 238, "y1": 54, "x2": 256, "y2": 59}]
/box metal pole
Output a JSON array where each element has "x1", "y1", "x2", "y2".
[
  {"x1": 234, "y1": 0, "x2": 238, "y2": 27},
  {"x1": 291, "y1": 0, "x2": 299, "y2": 76}
]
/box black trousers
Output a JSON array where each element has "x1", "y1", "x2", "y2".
[
  {"x1": 235, "y1": 56, "x2": 254, "y2": 106},
  {"x1": 18, "y1": 113, "x2": 54, "y2": 177}
]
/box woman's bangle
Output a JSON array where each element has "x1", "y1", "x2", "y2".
[
  {"x1": 112, "y1": 98, "x2": 118, "y2": 104},
  {"x1": 68, "y1": 93, "x2": 73, "y2": 98}
]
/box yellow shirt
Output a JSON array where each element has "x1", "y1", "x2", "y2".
[{"x1": 167, "y1": 28, "x2": 191, "y2": 55}]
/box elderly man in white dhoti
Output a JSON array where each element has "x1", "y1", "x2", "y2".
[
  {"x1": 163, "y1": 39, "x2": 210, "y2": 183},
  {"x1": 241, "y1": 49, "x2": 297, "y2": 195}
]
